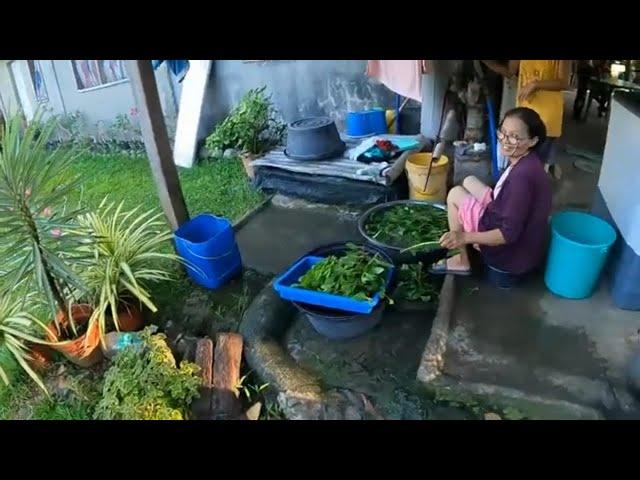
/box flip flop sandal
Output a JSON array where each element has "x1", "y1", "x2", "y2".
[{"x1": 429, "y1": 259, "x2": 472, "y2": 276}]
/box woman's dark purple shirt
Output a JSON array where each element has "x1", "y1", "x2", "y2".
[{"x1": 479, "y1": 151, "x2": 552, "y2": 274}]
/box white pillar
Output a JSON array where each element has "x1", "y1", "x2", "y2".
[
  {"x1": 420, "y1": 60, "x2": 456, "y2": 140},
  {"x1": 173, "y1": 60, "x2": 213, "y2": 168}
]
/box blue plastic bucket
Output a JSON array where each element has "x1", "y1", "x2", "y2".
[
  {"x1": 346, "y1": 111, "x2": 373, "y2": 137},
  {"x1": 544, "y1": 211, "x2": 617, "y2": 299},
  {"x1": 174, "y1": 214, "x2": 242, "y2": 290},
  {"x1": 368, "y1": 109, "x2": 388, "y2": 135}
]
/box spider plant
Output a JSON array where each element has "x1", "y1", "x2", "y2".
[
  {"x1": 0, "y1": 290, "x2": 50, "y2": 394},
  {"x1": 0, "y1": 112, "x2": 92, "y2": 337},
  {"x1": 77, "y1": 199, "x2": 180, "y2": 342}
]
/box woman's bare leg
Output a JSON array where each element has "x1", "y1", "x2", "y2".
[{"x1": 442, "y1": 185, "x2": 471, "y2": 271}]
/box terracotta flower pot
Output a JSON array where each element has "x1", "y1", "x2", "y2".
[
  {"x1": 112, "y1": 303, "x2": 144, "y2": 332},
  {"x1": 241, "y1": 153, "x2": 258, "y2": 180},
  {"x1": 27, "y1": 343, "x2": 55, "y2": 372},
  {"x1": 46, "y1": 304, "x2": 103, "y2": 368}
]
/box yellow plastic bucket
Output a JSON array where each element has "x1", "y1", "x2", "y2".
[
  {"x1": 405, "y1": 153, "x2": 450, "y2": 203},
  {"x1": 385, "y1": 110, "x2": 397, "y2": 134}
]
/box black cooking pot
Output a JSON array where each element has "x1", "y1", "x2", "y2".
[{"x1": 285, "y1": 117, "x2": 346, "y2": 161}]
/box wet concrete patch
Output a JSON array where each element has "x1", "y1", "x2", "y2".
[
  {"x1": 235, "y1": 199, "x2": 363, "y2": 276},
  {"x1": 455, "y1": 276, "x2": 606, "y2": 379},
  {"x1": 441, "y1": 274, "x2": 633, "y2": 412}
]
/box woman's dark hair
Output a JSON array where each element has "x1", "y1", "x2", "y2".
[{"x1": 500, "y1": 107, "x2": 547, "y2": 151}]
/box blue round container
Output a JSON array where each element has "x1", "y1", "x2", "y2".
[
  {"x1": 290, "y1": 242, "x2": 394, "y2": 340},
  {"x1": 174, "y1": 214, "x2": 242, "y2": 290},
  {"x1": 346, "y1": 111, "x2": 373, "y2": 138},
  {"x1": 368, "y1": 109, "x2": 388, "y2": 135},
  {"x1": 544, "y1": 211, "x2": 617, "y2": 299}
]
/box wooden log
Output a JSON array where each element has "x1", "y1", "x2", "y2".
[
  {"x1": 190, "y1": 338, "x2": 216, "y2": 420},
  {"x1": 211, "y1": 332, "x2": 244, "y2": 419},
  {"x1": 195, "y1": 338, "x2": 214, "y2": 388}
]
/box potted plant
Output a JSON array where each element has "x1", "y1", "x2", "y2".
[
  {"x1": 205, "y1": 86, "x2": 285, "y2": 179},
  {"x1": 0, "y1": 113, "x2": 99, "y2": 367},
  {"x1": 0, "y1": 290, "x2": 52, "y2": 393},
  {"x1": 76, "y1": 199, "x2": 180, "y2": 343}
]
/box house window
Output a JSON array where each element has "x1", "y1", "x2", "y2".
[
  {"x1": 27, "y1": 60, "x2": 48, "y2": 102},
  {"x1": 71, "y1": 60, "x2": 128, "y2": 91}
]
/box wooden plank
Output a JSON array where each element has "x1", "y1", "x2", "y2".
[
  {"x1": 211, "y1": 332, "x2": 244, "y2": 419},
  {"x1": 126, "y1": 60, "x2": 189, "y2": 230},
  {"x1": 195, "y1": 338, "x2": 214, "y2": 388}
]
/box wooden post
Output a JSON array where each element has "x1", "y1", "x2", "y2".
[{"x1": 126, "y1": 60, "x2": 189, "y2": 230}]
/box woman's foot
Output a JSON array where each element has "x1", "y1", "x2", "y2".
[{"x1": 429, "y1": 254, "x2": 472, "y2": 276}]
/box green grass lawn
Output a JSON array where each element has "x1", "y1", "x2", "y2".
[
  {"x1": 0, "y1": 152, "x2": 266, "y2": 420},
  {"x1": 67, "y1": 152, "x2": 265, "y2": 219}
]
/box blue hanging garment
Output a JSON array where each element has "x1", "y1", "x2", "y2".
[{"x1": 152, "y1": 60, "x2": 190, "y2": 83}]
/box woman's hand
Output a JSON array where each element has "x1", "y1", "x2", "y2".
[
  {"x1": 439, "y1": 231, "x2": 468, "y2": 250},
  {"x1": 518, "y1": 81, "x2": 539, "y2": 102}
]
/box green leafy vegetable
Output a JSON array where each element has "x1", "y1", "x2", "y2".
[
  {"x1": 395, "y1": 263, "x2": 440, "y2": 303},
  {"x1": 364, "y1": 204, "x2": 448, "y2": 251},
  {"x1": 295, "y1": 245, "x2": 391, "y2": 302}
]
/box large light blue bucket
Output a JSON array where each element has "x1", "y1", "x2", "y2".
[{"x1": 544, "y1": 211, "x2": 617, "y2": 299}]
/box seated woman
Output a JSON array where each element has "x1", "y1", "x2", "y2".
[{"x1": 431, "y1": 107, "x2": 552, "y2": 277}]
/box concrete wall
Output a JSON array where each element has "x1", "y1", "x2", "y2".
[{"x1": 199, "y1": 60, "x2": 398, "y2": 141}]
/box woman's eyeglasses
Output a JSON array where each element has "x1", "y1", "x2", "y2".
[{"x1": 497, "y1": 130, "x2": 527, "y2": 145}]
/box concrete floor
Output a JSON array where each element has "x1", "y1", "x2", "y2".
[
  {"x1": 438, "y1": 94, "x2": 640, "y2": 418},
  {"x1": 234, "y1": 93, "x2": 640, "y2": 419}
]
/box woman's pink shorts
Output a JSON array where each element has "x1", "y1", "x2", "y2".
[{"x1": 458, "y1": 187, "x2": 493, "y2": 233}]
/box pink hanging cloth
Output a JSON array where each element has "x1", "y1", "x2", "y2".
[{"x1": 366, "y1": 60, "x2": 432, "y2": 102}]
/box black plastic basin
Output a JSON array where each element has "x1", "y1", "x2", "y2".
[{"x1": 284, "y1": 117, "x2": 346, "y2": 161}]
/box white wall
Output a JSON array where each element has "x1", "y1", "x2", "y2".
[
  {"x1": 598, "y1": 93, "x2": 640, "y2": 254},
  {"x1": 0, "y1": 60, "x2": 178, "y2": 135}
]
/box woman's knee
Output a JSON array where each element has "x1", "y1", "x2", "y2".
[
  {"x1": 462, "y1": 175, "x2": 489, "y2": 200},
  {"x1": 462, "y1": 175, "x2": 481, "y2": 191},
  {"x1": 447, "y1": 185, "x2": 467, "y2": 205}
]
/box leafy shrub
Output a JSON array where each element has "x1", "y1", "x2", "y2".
[
  {"x1": 94, "y1": 327, "x2": 201, "y2": 420},
  {"x1": 205, "y1": 86, "x2": 285, "y2": 156}
]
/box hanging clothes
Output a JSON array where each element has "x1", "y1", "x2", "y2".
[
  {"x1": 366, "y1": 60, "x2": 432, "y2": 102},
  {"x1": 152, "y1": 60, "x2": 190, "y2": 83}
]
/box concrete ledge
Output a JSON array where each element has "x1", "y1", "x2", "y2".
[
  {"x1": 232, "y1": 194, "x2": 274, "y2": 232},
  {"x1": 417, "y1": 274, "x2": 456, "y2": 383},
  {"x1": 421, "y1": 375, "x2": 604, "y2": 420}
]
